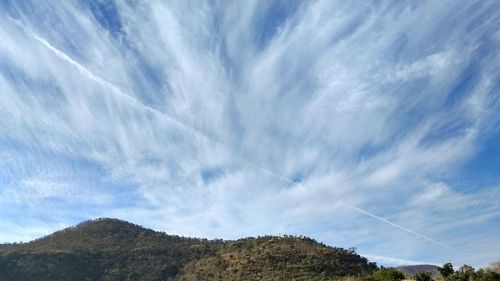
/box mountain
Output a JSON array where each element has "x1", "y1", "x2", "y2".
[
  {"x1": 397, "y1": 264, "x2": 439, "y2": 277},
  {"x1": 0, "y1": 218, "x2": 377, "y2": 281}
]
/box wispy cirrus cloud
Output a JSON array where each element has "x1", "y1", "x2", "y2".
[{"x1": 0, "y1": 0, "x2": 499, "y2": 267}]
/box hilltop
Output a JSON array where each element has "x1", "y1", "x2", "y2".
[
  {"x1": 0, "y1": 218, "x2": 377, "y2": 281},
  {"x1": 397, "y1": 264, "x2": 439, "y2": 278}
]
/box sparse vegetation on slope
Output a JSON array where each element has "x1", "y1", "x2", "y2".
[
  {"x1": 2, "y1": 219, "x2": 497, "y2": 281},
  {"x1": 0, "y1": 218, "x2": 377, "y2": 281},
  {"x1": 177, "y1": 236, "x2": 376, "y2": 280}
]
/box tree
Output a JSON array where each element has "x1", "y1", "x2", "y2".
[
  {"x1": 437, "y1": 264, "x2": 500, "y2": 281},
  {"x1": 416, "y1": 272, "x2": 433, "y2": 281},
  {"x1": 372, "y1": 268, "x2": 405, "y2": 281},
  {"x1": 439, "y1": 263, "x2": 455, "y2": 279},
  {"x1": 456, "y1": 265, "x2": 475, "y2": 281}
]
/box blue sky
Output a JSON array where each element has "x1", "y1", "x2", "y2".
[{"x1": 0, "y1": 0, "x2": 499, "y2": 267}]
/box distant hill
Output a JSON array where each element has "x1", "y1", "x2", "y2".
[
  {"x1": 0, "y1": 218, "x2": 377, "y2": 281},
  {"x1": 397, "y1": 264, "x2": 439, "y2": 277}
]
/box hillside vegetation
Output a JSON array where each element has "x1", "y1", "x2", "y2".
[
  {"x1": 178, "y1": 236, "x2": 375, "y2": 280},
  {"x1": 0, "y1": 218, "x2": 376, "y2": 281},
  {"x1": 2, "y1": 219, "x2": 498, "y2": 281}
]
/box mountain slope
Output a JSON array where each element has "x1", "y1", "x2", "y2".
[
  {"x1": 11, "y1": 218, "x2": 216, "y2": 253},
  {"x1": 0, "y1": 218, "x2": 377, "y2": 281},
  {"x1": 397, "y1": 264, "x2": 439, "y2": 277},
  {"x1": 179, "y1": 236, "x2": 376, "y2": 280}
]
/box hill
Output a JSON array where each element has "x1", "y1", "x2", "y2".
[
  {"x1": 397, "y1": 264, "x2": 439, "y2": 277},
  {"x1": 0, "y1": 218, "x2": 377, "y2": 281}
]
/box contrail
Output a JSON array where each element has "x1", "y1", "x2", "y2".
[
  {"x1": 31, "y1": 33, "x2": 207, "y2": 142},
  {"x1": 361, "y1": 254, "x2": 440, "y2": 266},
  {"x1": 345, "y1": 203, "x2": 450, "y2": 248},
  {"x1": 29, "y1": 27, "x2": 298, "y2": 183},
  {"x1": 26, "y1": 23, "x2": 449, "y2": 248}
]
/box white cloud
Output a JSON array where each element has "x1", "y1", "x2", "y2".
[{"x1": 0, "y1": 0, "x2": 499, "y2": 267}]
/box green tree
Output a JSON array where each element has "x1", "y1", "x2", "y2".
[
  {"x1": 439, "y1": 263, "x2": 455, "y2": 279},
  {"x1": 372, "y1": 268, "x2": 405, "y2": 281},
  {"x1": 455, "y1": 265, "x2": 475, "y2": 281}
]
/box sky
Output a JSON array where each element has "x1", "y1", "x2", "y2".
[{"x1": 0, "y1": 0, "x2": 499, "y2": 268}]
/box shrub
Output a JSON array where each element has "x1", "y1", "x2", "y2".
[
  {"x1": 372, "y1": 268, "x2": 405, "y2": 281},
  {"x1": 416, "y1": 271, "x2": 433, "y2": 281}
]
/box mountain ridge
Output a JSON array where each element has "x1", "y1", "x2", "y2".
[
  {"x1": 0, "y1": 218, "x2": 378, "y2": 281},
  {"x1": 396, "y1": 264, "x2": 439, "y2": 277}
]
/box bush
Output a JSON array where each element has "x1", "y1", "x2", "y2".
[
  {"x1": 416, "y1": 271, "x2": 433, "y2": 281},
  {"x1": 372, "y1": 268, "x2": 405, "y2": 281}
]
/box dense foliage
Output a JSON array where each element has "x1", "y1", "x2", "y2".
[
  {"x1": 415, "y1": 272, "x2": 432, "y2": 281},
  {"x1": 0, "y1": 218, "x2": 377, "y2": 281},
  {"x1": 334, "y1": 263, "x2": 500, "y2": 281},
  {"x1": 436, "y1": 263, "x2": 500, "y2": 281}
]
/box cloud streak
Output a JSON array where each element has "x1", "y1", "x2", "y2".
[{"x1": 0, "y1": 0, "x2": 499, "y2": 267}]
